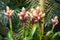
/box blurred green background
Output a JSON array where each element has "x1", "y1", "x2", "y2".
[{"x1": 0, "y1": 0, "x2": 60, "y2": 40}]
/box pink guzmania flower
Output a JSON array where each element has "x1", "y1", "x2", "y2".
[
  {"x1": 18, "y1": 6, "x2": 45, "y2": 23},
  {"x1": 18, "y1": 7, "x2": 28, "y2": 22},
  {"x1": 4, "y1": 6, "x2": 14, "y2": 18},
  {"x1": 51, "y1": 16, "x2": 58, "y2": 30},
  {"x1": 52, "y1": 16, "x2": 58, "y2": 26},
  {"x1": 29, "y1": 6, "x2": 45, "y2": 23}
]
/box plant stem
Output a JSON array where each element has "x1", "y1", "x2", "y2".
[
  {"x1": 39, "y1": 21, "x2": 42, "y2": 40},
  {"x1": 9, "y1": 18, "x2": 13, "y2": 33},
  {"x1": 22, "y1": 22, "x2": 25, "y2": 38},
  {"x1": 41, "y1": 19, "x2": 44, "y2": 36},
  {"x1": 40, "y1": 0, "x2": 45, "y2": 12},
  {"x1": 40, "y1": 0, "x2": 45, "y2": 40},
  {"x1": 31, "y1": 23, "x2": 38, "y2": 36},
  {"x1": 52, "y1": 25, "x2": 55, "y2": 31},
  {"x1": 9, "y1": 17, "x2": 13, "y2": 40}
]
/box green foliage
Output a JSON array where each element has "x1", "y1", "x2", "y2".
[
  {"x1": 0, "y1": 0, "x2": 60, "y2": 40},
  {"x1": 52, "y1": 32, "x2": 60, "y2": 40}
]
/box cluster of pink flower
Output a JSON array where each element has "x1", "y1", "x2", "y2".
[
  {"x1": 51, "y1": 16, "x2": 58, "y2": 26},
  {"x1": 18, "y1": 7, "x2": 28, "y2": 22},
  {"x1": 4, "y1": 6, "x2": 58, "y2": 25},
  {"x1": 18, "y1": 6, "x2": 45, "y2": 23}
]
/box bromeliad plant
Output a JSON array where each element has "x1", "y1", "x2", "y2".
[
  {"x1": 4, "y1": 6, "x2": 14, "y2": 40},
  {"x1": 18, "y1": 7, "x2": 45, "y2": 24},
  {"x1": 0, "y1": 0, "x2": 60, "y2": 40},
  {"x1": 18, "y1": 7, "x2": 45, "y2": 40},
  {"x1": 51, "y1": 16, "x2": 58, "y2": 30},
  {"x1": 4, "y1": 6, "x2": 59, "y2": 40}
]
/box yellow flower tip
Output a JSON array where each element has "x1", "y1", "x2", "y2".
[
  {"x1": 30, "y1": 14, "x2": 33, "y2": 18},
  {"x1": 26, "y1": 11, "x2": 29, "y2": 14},
  {"x1": 22, "y1": 7, "x2": 26, "y2": 12},
  {"x1": 22, "y1": 7, "x2": 25, "y2": 9},
  {"x1": 4, "y1": 12, "x2": 7, "y2": 15},
  {"x1": 26, "y1": 14, "x2": 28, "y2": 17},
  {"x1": 38, "y1": 16, "x2": 40, "y2": 20},
  {"x1": 6, "y1": 6, "x2": 9, "y2": 9},
  {"x1": 10, "y1": 10, "x2": 13, "y2": 14},
  {"x1": 30, "y1": 8, "x2": 34, "y2": 13},
  {"x1": 36, "y1": 6, "x2": 40, "y2": 14},
  {"x1": 18, "y1": 13, "x2": 21, "y2": 16},
  {"x1": 12, "y1": 10, "x2": 14, "y2": 12},
  {"x1": 51, "y1": 19, "x2": 54, "y2": 22},
  {"x1": 26, "y1": 11, "x2": 31, "y2": 16},
  {"x1": 25, "y1": 13, "x2": 28, "y2": 17},
  {"x1": 43, "y1": 13, "x2": 45, "y2": 16},
  {"x1": 11, "y1": 10, "x2": 14, "y2": 14},
  {"x1": 6, "y1": 6, "x2": 10, "y2": 13},
  {"x1": 39, "y1": 12, "x2": 42, "y2": 15},
  {"x1": 36, "y1": 6, "x2": 40, "y2": 9},
  {"x1": 33, "y1": 10, "x2": 38, "y2": 16},
  {"x1": 41, "y1": 13, "x2": 45, "y2": 18},
  {"x1": 30, "y1": 8, "x2": 34, "y2": 11},
  {"x1": 33, "y1": 13, "x2": 37, "y2": 17},
  {"x1": 19, "y1": 16, "x2": 22, "y2": 20},
  {"x1": 33, "y1": 10, "x2": 36, "y2": 13},
  {"x1": 54, "y1": 16, "x2": 58, "y2": 19}
]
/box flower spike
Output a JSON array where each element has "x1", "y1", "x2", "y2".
[
  {"x1": 22, "y1": 7, "x2": 26, "y2": 13},
  {"x1": 52, "y1": 16, "x2": 58, "y2": 30},
  {"x1": 4, "y1": 6, "x2": 14, "y2": 18}
]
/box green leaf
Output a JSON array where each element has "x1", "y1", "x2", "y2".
[
  {"x1": 7, "y1": 31, "x2": 13, "y2": 40},
  {"x1": 31, "y1": 23, "x2": 39, "y2": 36},
  {"x1": 52, "y1": 32, "x2": 60, "y2": 40}
]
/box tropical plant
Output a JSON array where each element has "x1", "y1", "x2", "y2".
[{"x1": 0, "y1": 0, "x2": 60, "y2": 40}]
